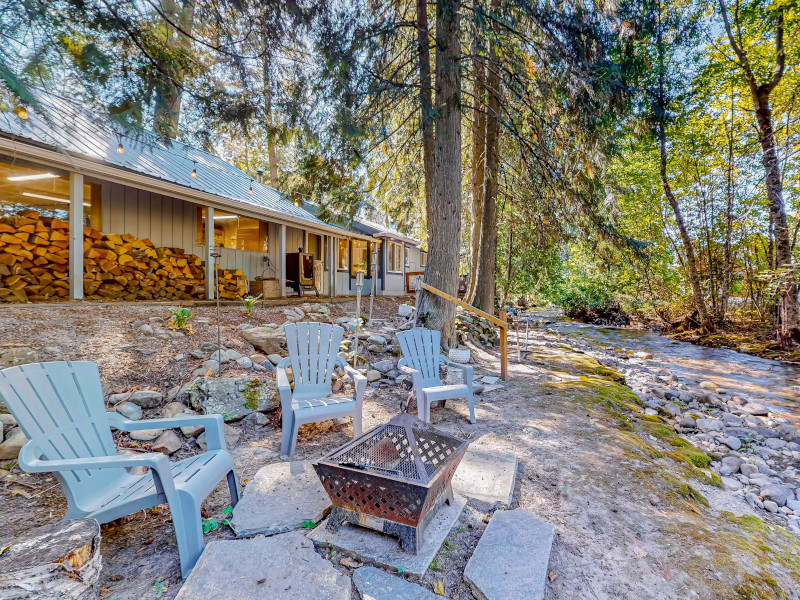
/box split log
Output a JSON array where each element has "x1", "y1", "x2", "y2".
[{"x1": 0, "y1": 518, "x2": 101, "y2": 599}]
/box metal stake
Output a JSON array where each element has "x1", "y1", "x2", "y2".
[
  {"x1": 354, "y1": 270, "x2": 365, "y2": 370},
  {"x1": 210, "y1": 244, "x2": 223, "y2": 377}
]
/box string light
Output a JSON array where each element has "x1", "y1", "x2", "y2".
[
  {"x1": 117, "y1": 142, "x2": 124, "y2": 154},
  {"x1": 294, "y1": 199, "x2": 302, "y2": 207},
  {"x1": 191, "y1": 161, "x2": 197, "y2": 178},
  {"x1": 14, "y1": 106, "x2": 28, "y2": 120},
  {"x1": 249, "y1": 180, "x2": 254, "y2": 195}
]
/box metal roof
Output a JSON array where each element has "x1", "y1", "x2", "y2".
[
  {"x1": 300, "y1": 200, "x2": 420, "y2": 246},
  {"x1": 0, "y1": 89, "x2": 364, "y2": 238}
]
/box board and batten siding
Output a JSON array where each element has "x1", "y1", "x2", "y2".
[{"x1": 93, "y1": 177, "x2": 331, "y2": 296}]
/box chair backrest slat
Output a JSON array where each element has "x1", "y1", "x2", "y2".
[
  {"x1": 284, "y1": 323, "x2": 343, "y2": 397},
  {"x1": 397, "y1": 328, "x2": 442, "y2": 386}
]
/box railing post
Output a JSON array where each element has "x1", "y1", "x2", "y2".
[{"x1": 500, "y1": 310, "x2": 508, "y2": 381}]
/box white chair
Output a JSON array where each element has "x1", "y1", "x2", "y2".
[
  {"x1": 277, "y1": 322, "x2": 367, "y2": 460},
  {"x1": 397, "y1": 328, "x2": 475, "y2": 424}
]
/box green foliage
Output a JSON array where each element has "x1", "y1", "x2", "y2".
[
  {"x1": 240, "y1": 294, "x2": 262, "y2": 315},
  {"x1": 170, "y1": 307, "x2": 192, "y2": 329},
  {"x1": 242, "y1": 379, "x2": 261, "y2": 411},
  {"x1": 301, "y1": 520, "x2": 316, "y2": 530}
]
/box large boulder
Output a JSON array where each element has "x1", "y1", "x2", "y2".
[
  {"x1": 188, "y1": 377, "x2": 279, "y2": 421},
  {"x1": 0, "y1": 427, "x2": 28, "y2": 460},
  {"x1": 0, "y1": 348, "x2": 37, "y2": 413},
  {"x1": 240, "y1": 327, "x2": 286, "y2": 356}
]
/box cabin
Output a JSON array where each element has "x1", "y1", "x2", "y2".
[{"x1": 0, "y1": 89, "x2": 401, "y2": 303}]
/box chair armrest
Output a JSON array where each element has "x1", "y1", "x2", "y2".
[
  {"x1": 337, "y1": 358, "x2": 366, "y2": 384},
  {"x1": 19, "y1": 439, "x2": 169, "y2": 474},
  {"x1": 276, "y1": 357, "x2": 293, "y2": 413},
  {"x1": 398, "y1": 364, "x2": 424, "y2": 388},
  {"x1": 107, "y1": 412, "x2": 227, "y2": 451}
]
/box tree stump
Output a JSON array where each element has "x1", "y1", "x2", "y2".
[{"x1": 0, "y1": 519, "x2": 101, "y2": 599}]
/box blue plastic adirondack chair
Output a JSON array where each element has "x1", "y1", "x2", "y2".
[
  {"x1": 397, "y1": 328, "x2": 476, "y2": 424},
  {"x1": 0, "y1": 361, "x2": 239, "y2": 578},
  {"x1": 278, "y1": 322, "x2": 367, "y2": 460}
]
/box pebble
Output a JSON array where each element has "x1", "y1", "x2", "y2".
[
  {"x1": 129, "y1": 429, "x2": 161, "y2": 442},
  {"x1": 722, "y1": 436, "x2": 742, "y2": 451},
  {"x1": 763, "y1": 500, "x2": 779, "y2": 513},
  {"x1": 236, "y1": 357, "x2": 254, "y2": 369}
]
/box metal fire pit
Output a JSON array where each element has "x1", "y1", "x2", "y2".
[{"x1": 313, "y1": 412, "x2": 468, "y2": 554}]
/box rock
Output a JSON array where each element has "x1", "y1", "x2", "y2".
[
  {"x1": 760, "y1": 484, "x2": 790, "y2": 507},
  {"x1": 42, "y1": 346, "x2": 60, "y2": 355},
  {"x1": 765, "y1": 438, "x2": 787, "y2": 450},
  {"x1": 268, "y1": 354, "x2": 282, "y2": 366},
  {"x1": 240, "y1": 327, "x2": 286, "y2": 356},
  {"x1": 189, "y1": 377, "x2": 279, "y2": 421},
  {"x1": 699, "y1": 381, "x2": 718, "y2": 390},
  {"x1": 721, "y1": 455, "x2": 743, "y2": 473},
  {"x1": 161, "y1": 401, "x2": 188, "y2": 418},
  {"x1": 200, "y1": 342, "x2": 219, "y2": 352},
  {"x1": 209, "y1": 349, "x2": 230, "y2": 364},
  {"x1": 452, "y1": 449, "x2": 518, "y2": 506},
  {"x1": 230, "y1": 461, "x2": 331, "y2": 537},
  {"x1": 0, "y1": 427, "x2": 27, "y2": 459},
  {"x1": 171, "y1": 353, "x2": 186, "y2": 362},
  {"x1": 243, "y1": 411, "x2": 269, "y2": 426},
  {"x1": 763, "y1": 500, "x2": 779, "y2": 513},
  {"x1": 250, "y1": 353, "x2": 268, "y2": 364},
  {"x1": 137, "y1": 324, "x2": 154, "y2": 335},
  {"x1": 464, "y1": 508, "x2": 554, "y2": 600},
  {"x1": 722, "y1": 414, "x2": 743, "y2": 427},
  {"x1": 678, "y1": 391, "x2": 694, "y2": 403},
  {"x1": 787, "y1": 499, "x2": 800, "y2": 511},
  {"x1": 0, "y1": 414, "x2": 17, "y2": 433},
  {"x1": 237, "y1": 323, "x2": 253, "y2": 330},
  {"x1": 109, "y1": 390, "x2": 164, "y2": 409},
  {"x1": 722, "y1": 436, "x2": 742, "y2": 451},
  {"x1": 366, "y1": 334, "x2": 387, "y2": 346},
  {"x1": 236, "y1": 357, "x2": 254, "y2": 369},
  {"x1": 679, "y1": 417, "x2": 696, "y2": 429},
  {"x1": 0, "y1": 347, "x2": 37, "y2": 371},
  {"x1": 115, "y1": 402, "x2": 143, "y2": 421},
  {"x1": 722, "y1": 477, "x2": 743, "y2": 491},
  {"x1": 227, "y1": 349, "x2": 243, "y2": 361},
  {"x1": 197, "y1": 424, "x2": 240, "y2": 451},
  {"x1": 129, "y1": 429, "x2": 161, "y2": 442},
  {"x1": 660, "y1": 402, "x2": 682, "y2": 417},
  {"x1": 190, "y1": 350, "x2": 207, "y2": 359},
  {"x1": 741, "y1": 403, "x2": 769, "y2": 416},
  {"x1": 353, "y1": 566, "x2": 438, "y2": 600},
  {"x1": 371, "y1": 360, "x2": 394, "y2": 374},
  {"x1": 696, "y1": 418, "x2": 723, "y2": 432},
  {"x1": 152, "y1": 430, "x2": 183, "y2": 455},
  {"x1": 175, "y1": 533, "x2": 350, "y2": 600},
  {"x1": 366, "y1": 370, "x2": 381, "y2": 383},
  {"x1": 645, "y1": 408, "x2": 658, "y2": 417}
]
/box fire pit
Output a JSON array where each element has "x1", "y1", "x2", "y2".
[{"x1": 313, "y1": 413, "x2": 468, "y2": 554}]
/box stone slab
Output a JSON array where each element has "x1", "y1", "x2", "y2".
[
  {"x1": 464, "y1": 508, "x2": 554, "y2": 600},
  {"x1": 452, "y1": 449, "x2": 517, "y2": 506},
  {"x1": 175, "y1": 533, "x2": 351, "y2": 600},
  {"x1": 308, "y1": 494, "x2": 467, "y2": 576},
  {"x1": 231, "y1": 461, "x2": 331, "y2": 537},
  {"x1": 353, "y1": 566, "x2": 438, "y2": 600}
]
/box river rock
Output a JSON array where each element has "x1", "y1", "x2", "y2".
[
  {"x1": 268, "y1": 354, "x2": 282, "y2": 366},
  {"x1": 763, "y1": 500, "x2": 779, "y2": 513},
  {"x1": 115, "y1": 402, "x2": 143, "y2": 421},
  {"x1": 0, "y1": 414, "x2": 16, "y2": 434},
  {"x1": 721, "y1": 455, "x2": 743, "y2": 474},
  {"x1": 739, "y1": 463, "x2": 759, "y2": 477},
  {"x1": 366, "y1": 370, "x2": 381, "y2": 383},
  {"x1": 721, "y1": 436, "x2": 741, "y2": 451},
  {"x1": 696, "y1": 418, "x2": 723, "y2": 432},
  {"x1": 109, "y1": 390, "x2": 164, "y2": 409},
  {"x1": 722, "y1": 414, "x2": 743, "y2": 427},
  {"x1": 679, "y1": 417, "x2": 696, "y2": 429},
  {"x1": 240, "y1": 327, "x2": 286, "y2": 356},
  {"x1": 210, "y1": 349, "x2": 231, "y2": 364},
  {"x1": 197, "y1": 424, "x2": 240, "y2": 450},
  {"x1": 0, "y1": 427, "x2": 27, "y2": 459},
  {"x1": 660, "y1": 402, "x2": 682, "y2": 417},
  {"x1": 0, "y1": 347, "x2": 37, "y2": 371},
  {"x1": 741, "y1": 403, "x2": 769, "y2": 416},
  {"x1": 644, "y1": 408, "x2": 658, "y2": 417},
  {"x1": 764, "y1": 438, "x2": 787, "y2": 450},
  {"x1": 129, "y1": 429, "x2": 161, "y2": 442},
  {"x1": 372, "y1": 360, "x2": 394, "y2": 374},
  {"x1": 152, "y1": 430, "x2": 183, "y2": 455},
  {"x1": 760, "y1": 484, "x2": 790, "y2": 507},
  {"x1": 188, "y1": 377, "x2": 279, "y2": 421}
]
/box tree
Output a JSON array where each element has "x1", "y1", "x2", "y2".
[
  {"x1": 415, "y1": 0, "x2": 462, "y2": 347},
  {"x1": 717, "y1": 0, "x2": 798, "y2": 347}
]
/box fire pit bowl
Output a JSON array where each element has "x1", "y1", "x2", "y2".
[{"x1": 313, "y1": 412, "x2": 468, "y2": 553}]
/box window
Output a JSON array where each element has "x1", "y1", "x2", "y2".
[
  {"x1": 337, "y1": 238, "x2": 349, "y2": 270},
  {"x1": 351, "y1": 240, "x2": 368, "y2": 276},
  {"x1": 420, "y1": 251, "x2": 427, "y2": 267},
  {"x1": 405, "y1": 246, "x2": 410, "y2": 268},
  {"x1": 387, "y1": 242, "x2": 403, "y2": 272},
  {"x1": 197, "y1": 208, "x2": 267, "y2": 252},
  {"x1": 307, "y1": 233, "x2": 321, "y2": 260}
]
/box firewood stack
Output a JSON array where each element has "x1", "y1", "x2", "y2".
[
  {"x1": 216, "y1": 268, "x2": 248, "y2": 299},
  {"x1": 0, "y1": 211, "x2": 207, "y2": 302}
]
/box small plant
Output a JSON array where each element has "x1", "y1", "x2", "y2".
[
  {"x1": 240, "y1": 294, "x2": 262, "y2": 315},
  {"x1": 202, "y1": 506, "x2": 233, "y2": 534},
  {"x1": 739, "y1": 433, "x2": 759, "y2": 455},
  {"x1": 153, "y1": 581, "x2": 166, "y2": 598},
  {"x1": 301, "y1": 520, "x2": 317, "y2": 530},
  {"x1": 169, "y1": 306, "x2": 192, "y2": 329}
]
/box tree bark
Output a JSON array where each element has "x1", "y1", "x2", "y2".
[
  {"x1": 471, "y1": 0, "x2": 500, "y2": 313},
  {"x1": 153, "y1": 0, "x2": 195, "y2": 139},
  {"x1": 466, "y1": 0, "x2": 486, "y2": 302},
  {"x1": 502, "y1": 224, "x2": 513, "y2": 307},
  {"x1": 416, "y1": 0, "x2": 462, "y2": 348},
  {"x1": 263, "y1": 53, "x2": 278, "y2": 188},
  {"x1": 718, "y1": 0, "x2": 797, "y2": 347},
  {"x1": 719, "y1": 90, "x2": 735, "y2": 323},
  {"x1": 659, "y1": 120, "x2": 713, "y2": 332},
  {"x1": 417, "y1": 0, "x2": 435, "y2": 225}
]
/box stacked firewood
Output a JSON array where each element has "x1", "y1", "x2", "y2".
[
  {"x1": 216, "y1": 268, "x2": 248, "y2": 299},
  {"x1": 83, "y1": 228, "x2": 206, "y2": 301},
  {"x1": 0, "y1": 211, "x2": 207, "y2": 302}
]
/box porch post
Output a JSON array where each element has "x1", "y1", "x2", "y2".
[
  {"x1": 279, "y1": 224, "x2": 286, "y2": 297},
  {"x1": 328, "y1": 236, "x2": 336, "y2": 297},
  {"x1": 205, "y1": 206, "x2": 215, "y2": 300},
  {"x1": 303, "y1": 229, "x2": 308, "y2": 253},
  {"x1": 68, "y1": 172, "x2": 84, "y2": 300}
]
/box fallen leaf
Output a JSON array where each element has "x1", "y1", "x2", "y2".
[
  {"x1": 661, "y1": 565, "x2": 672, "y2": 580},
  {"x1": 1, "y1": 545, "x2": 10, "y2": 555},
  {"x1": 548, "y1": 570, "x2": 558, "y2": 582},
  {"x1": 433, "y1": 581, "x2": 445, "y2": 595},
  {"x1": 257, "y1": 578, "x2": 266, "y2": 584},
  {"x1": 135, "y1": 546, "x2": 147, "y2": 553},
  {"x1": 143, "y1": 537, "x2": 154, "y2": 545}
]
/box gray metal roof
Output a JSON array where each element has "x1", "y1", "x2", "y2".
[{"x1": 0, "y1": 89, "x2": 353, "y2": 236}]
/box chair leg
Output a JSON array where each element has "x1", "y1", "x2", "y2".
[
  {"x1": 173, "y1": 491, "x2": 205, "y2": 579},
  {"x1": 280, "y1": 412, "x2": 295, "y2": 460},
  {"x1": 287, "y1": 418, "x2": 301, "y2": 459},
  {"x1": 227, "y1": 470, "x2": 240, "y2": 506},
  {"x1": 466, "y1": 390, "x2": 476, "y2": 424}
]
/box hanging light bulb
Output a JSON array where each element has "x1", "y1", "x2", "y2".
[
  {"x1": 14, "y1": 106, "x2": 28, "y2": 120},
  {"x1": 294, "y1": 199, "x2": 301, "y2": 207},
  {"x1": 249, "y1": 180, "x2": 254, "y2": 195},
  {"x1": 191, "y1": 161, "x2": 197, "y2": 178},
  {"x1": 117, "y1": 142, "x2": 124, "y2": 154}
]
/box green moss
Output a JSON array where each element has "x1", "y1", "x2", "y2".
[
  {"x1": 242, "y1": 378, "x2": 261, "y2": 411},
  {"x1": 734, "y1": 571, "x2": 786, "y2": 600},
  {"x1": 640, "y1": 414, "x2": 666, "y2": 423},
  {"x1": 662, "y1": 473, "x2": 709, "y2": 508},
  {"x1": 640, "y1": 422, "x2": 712, "y2": 468}
]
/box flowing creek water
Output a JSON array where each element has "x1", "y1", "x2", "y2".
[{"x1": 520, "y1": 311, "x2": 800, "y2": 418}]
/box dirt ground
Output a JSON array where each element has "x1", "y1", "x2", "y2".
[{"x1": 1, "y1": 299, "x2": 799, "y2": 599}]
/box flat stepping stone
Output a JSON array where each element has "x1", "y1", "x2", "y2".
[
  {"x1": 464, "y1": 508, "x2": 554, "y2": 600},
  {"x1": 175, "y1": 532, "x2": 350, "y2": 600},
  {"x1": 452, "y1": 449, "x2": 517, "y2": 506},
  {"x1": 353, "y1": 566, "x2": 438, "y2": 600},
  {"x1": 231, "y1": 461, "x2": 330, "y2": 537},
  {"x1": 308, "y1": 494, "x2": 467, "y2": 576}
]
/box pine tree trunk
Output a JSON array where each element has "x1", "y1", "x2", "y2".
[
  {"x1": 467, "y1": 0, "x2": 486, "y2": 303},
  {"x1": 153, "y1": 0, "x2": 195, "y2": 139},
  {"x1": 416, "y1": 0, "x2": 462, "y2": 348},
  {"x1": 471, "y1": 0, "x2": 500, "y2": 313},
  {"x1": 719, "y1": 94, "x2": 735, "y2": 323},
  {"x1": 263, "y1": 54, "x2": 278, "y2": 188},
  {"x1": 417, "y1": 0, "x2": 435, "y2": 222},
  {"x1": 659, "y1": 120, "x2": 713, "y2": 332}
]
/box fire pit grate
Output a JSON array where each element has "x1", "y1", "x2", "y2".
[{"x1": 313, "y1": 413, "x2": 468, "y2": 554}]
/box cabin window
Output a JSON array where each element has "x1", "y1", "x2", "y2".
[
  {"x1": 352, "y1": 240, "x2": 368, "y2": 276},
  {"x1": 405, "y1": 246, "x2": 410, "y2": 268},
  {"x1": 337, "y1": 239, "x2": 349, "y2": 270},
  {"x1": 387, "y1": 242, "x2": 403, "y2": 272},
  {"x1": 197, "y1": 207, "x2": 267, "y2": 252}
]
